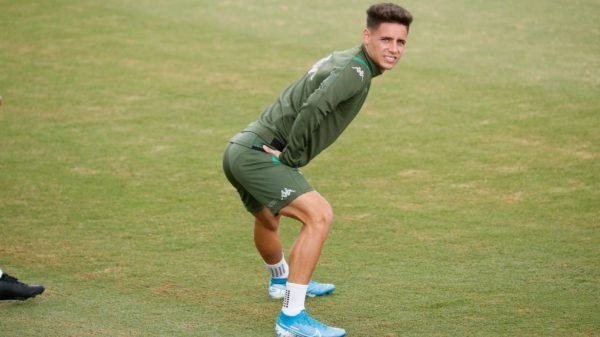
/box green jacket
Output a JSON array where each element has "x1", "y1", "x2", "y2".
[{"x1": 244, "y1": 44, "x2": 382, "y2": 168}]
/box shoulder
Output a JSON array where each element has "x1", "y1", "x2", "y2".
[
  {"x1": 304, "y1": 46, "x2": 371, "y2": 96},
  {"x1": 333, "y1": 46, "x2": 373, "y2": 84},
  {"x1": 311, "y1": 46, "x2": 370, "y2": 78},
  {"x1": 333, "y1": 47, "x2": 372, "y2": 92}
]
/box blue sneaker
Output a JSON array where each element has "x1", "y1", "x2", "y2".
[
  {"x1": 269, "y1": 278, "x2": 336, "y2": 299},
  {"x1": 275, "y1": 310, "x2": 346, "y2": 337},
  {"x1": 269, "y1": 277, "x2": 288, "y2": 299}
]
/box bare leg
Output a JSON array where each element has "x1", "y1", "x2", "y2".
[
  {"x1": 253, "y1": 208, "x2": 283, "y2": 265},
  {"x1": 279, "y1": 191, "x2": 333, "y2": 285}
]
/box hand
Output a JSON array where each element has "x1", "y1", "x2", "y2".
[{"x1": 262, "y1": 145, "x2": 281, "y2": 158}]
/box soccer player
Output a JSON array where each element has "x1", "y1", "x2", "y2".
[
  {"x1": 222, "y1": 3, "x2": 413, "y2": 336},
  {"x1": 0, "y1": 269, "x2": 45, "y2": 301}
]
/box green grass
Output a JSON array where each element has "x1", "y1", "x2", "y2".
[{"x1": 1, "y1": 0, "x2": 598, "y2": 336}]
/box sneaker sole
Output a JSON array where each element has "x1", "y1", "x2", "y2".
[
  {"x1": 269, "y1": 286, "x2": 335, "y2": 300},
  {"x1": 275, "y1": 323, "x2": 346, "y2": 337},
  {"x1": 275, "y1": 323, "x2": 298, "y2": 337},
  {"x1": 269, "y1": 286, "x2": 286, "y2": 300}
]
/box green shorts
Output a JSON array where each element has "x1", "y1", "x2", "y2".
[{"x1": 222, "y1": 132, "x2": 313, "y2": 215}]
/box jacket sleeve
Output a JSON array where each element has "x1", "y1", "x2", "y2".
[{"x1": 279, "y1": 65, "x2": 367, "y2": 167}]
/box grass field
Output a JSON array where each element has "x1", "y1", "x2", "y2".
[{"x1": 1, "y1": 0, "x2": 598, "y2": 336}]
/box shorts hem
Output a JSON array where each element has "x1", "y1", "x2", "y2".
[{"x1": 268, "y1": 187, "x2": 314, "y2": 216}]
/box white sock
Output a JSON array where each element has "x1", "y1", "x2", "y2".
[
  {"x1": 266, "y1": 256, "x2": 289, "y2": 279},
  {"x1": 282, "y1": 282, "x2": 308, "y2": 316}
]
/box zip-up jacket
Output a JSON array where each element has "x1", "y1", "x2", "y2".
[{"x1": 243, "y1": 44, "x2": 382, "y2": 168}]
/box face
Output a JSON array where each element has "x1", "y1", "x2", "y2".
[{"x1": 363, "y1": 22, "x2": 409, "y2": 72}]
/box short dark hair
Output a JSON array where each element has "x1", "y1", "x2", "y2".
[{"x1": 366, "y1": 3, "x2": 413, "y2": 31}]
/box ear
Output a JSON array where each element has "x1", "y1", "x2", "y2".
[{"x1": 362, "y1": 28, "x2": 371, "y2": 45}]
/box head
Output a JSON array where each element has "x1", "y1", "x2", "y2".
[{"x1": 363, "y1": 3, "x2": 413, "y2": 72}]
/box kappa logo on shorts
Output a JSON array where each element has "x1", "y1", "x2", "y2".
[{"x1": 280, "y1": 187, "x2": 296, "y2": 200}]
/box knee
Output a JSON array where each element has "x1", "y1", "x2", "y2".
[
  {"x1": 254, "y1": 209, "x2": 280, "y2": 232},
  {"x1": 306, "y1": 202, "x2": 334, "y2": 235},
  {"x1": 280, "y1": 191, "x2": 334, "y2": 236}
]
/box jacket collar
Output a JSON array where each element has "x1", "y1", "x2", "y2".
[{"x1": 359, "y1": 44, "x2": 383, "y2": 78}]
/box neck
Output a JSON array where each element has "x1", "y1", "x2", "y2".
[{"x1": 360, "y1": 44, "x2": 384, "y2": 76}]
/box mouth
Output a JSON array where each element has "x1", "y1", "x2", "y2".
[{"x1": 383, "y1": 55, "x2": 397, "y2": 63}]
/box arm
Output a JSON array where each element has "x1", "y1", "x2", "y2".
[{"x1": 277, "y1": 66, "x2": 366, "y2": 167}]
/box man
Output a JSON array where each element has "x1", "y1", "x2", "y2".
[
  {"x1": 222, "y1": 3, "x2": 413, "y2": 336},
  {"x1": 0, "y1": 269, "x2": 45, "y2": 301}
]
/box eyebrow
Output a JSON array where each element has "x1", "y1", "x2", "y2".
[{"x1": 382, "y1": 36, "x2": 406, "y2": 43}]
